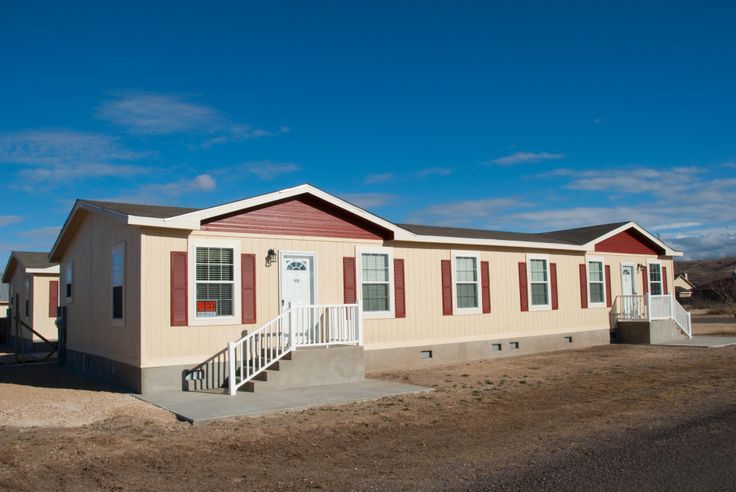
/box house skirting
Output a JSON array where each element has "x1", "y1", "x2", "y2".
[
  {"x1": 65, "y1": 349, "x2": 143, "y2": 393},
  {"x1": 4, "y1": 332, "x2": 57, "y2": 354},
  {"x1": 363, "y1": 328, "x2": 611, "y2": 373}
]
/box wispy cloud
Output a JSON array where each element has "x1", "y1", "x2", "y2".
[
  {"x1": 96, "y1": 92, "x2": 287, "y2": 147},
  {"x1": 416, "y1": 166, "x2": 453, "y2": 177},
  {"x1": 364, "y1": 173, "x2": 395, "y2": 185},
  {"x1": 488, "y1": 151, "x2": 564, "y2": 166},
  {"x1": 101, "y1": 174, "x2": 216, "y2": 205},
  {"x1": 0, "y1": 216, "x2": 22, "y2": 227},
  {"x1": 340, "y1": 193, "x2": 395, "y2": 209},
  {"x1": 406, "y1": 197, "x2": 523, "y2": 226},
  {"x1": 0, "y1": 129, "x2": 147, "y2": 184},
  {"x1": 242, "y1": 160, "x2": 300, "y2": 180},
  {"x1": 566, "y1": 166, "x2": 699, "y2": 195},
  {"x1": 18, "y1": 226, "x2": 61, "y2": 238}
]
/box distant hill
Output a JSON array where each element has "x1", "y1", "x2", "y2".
[{"x1": 674, "y1": 256, "x2": 736, "y2": 286}]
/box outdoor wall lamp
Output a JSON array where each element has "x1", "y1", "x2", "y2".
[
  {"x1": 266, "y1": 248, "x2": 278, "y2": 267},
  {"x1": 637, "y1": 263, "x2": 645, "y2": 272}
]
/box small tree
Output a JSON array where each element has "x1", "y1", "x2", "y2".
[{"x1": 711, "y1": 277, "x2": 736, "y2": 321}]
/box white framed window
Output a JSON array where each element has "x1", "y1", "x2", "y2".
[
  {"x1": 357, "y1": 247, "x2": 394, "y2": 319},
  {"x1": 587, "y1": 256, "x2": 606, "y2": 308},
  {"x1": 648, "y1": 261, "x2": 663, "y2": 296},
  {"x1": 188, "y1": 239, "x2": 241, "y2": 326},
  {"x1": 452, "y1": 251, "x2": 481, "y2": 315},
  {"x1": 64, "y1": 262, "x2": 73, "y2": 302},
  {"x1": 527, "y1": 254, "x2": 551, "y2": 311},
  {"x1": 112, "y1": 244, "x2": 125, "y2": 322}
]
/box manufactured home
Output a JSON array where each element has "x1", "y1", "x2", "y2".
[
  {"x1": 2, "y1": 252, "x2": 60, "y2": 352},
  {"x1": 49, "y1": 184, "x2": 689, "y2": 394}
]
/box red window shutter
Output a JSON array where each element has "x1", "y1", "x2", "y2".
[
  {"x1": 642, "y1": 266, "x2": 648, "y2": 295},
  {"x1": 579, "y1": 264, "x2": 588, "y2": 309},
  {"x1": 662, "y1": 266, "x2": 669, "y2": 294},
  {"x1": 481, "y1": 260, "x2": 491, "y2": 314},
  {"x1": 441, "y1": 259, "x2": 452, "y2": 315},
  {"x1": 170, "y1": 251, "x2": 188, "y2": 327},
  {"x1": 394, "y1": 258, "x2": 406, "y2": 318},
  {"x1": 518, "y1": 262, "x2": 529, "y2": 312},
  {"x1": 550, "y1": 263, "x2": 559, "y2": 310},
  {"x1": 48, "y1": 280, "x2": 59, "y2": 318},
  {"x1": 241, "y1": 253, "x2": 256, "y2": 324},
  {"x1": 343, "y1": 257, "x2": 357, "y2": 304},
  {"x1": 605, "y1": 265, "x2": 612, "y2": 307}
]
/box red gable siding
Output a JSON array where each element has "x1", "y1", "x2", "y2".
[
  {"x1": 594, "y1": 228, "x2": 663, "y2": 255},
  {"x1": 201, "y1": 195, "x2": 389, "y2": 240}
]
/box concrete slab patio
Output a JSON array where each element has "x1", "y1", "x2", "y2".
[
  {"x1": 137, "y1": 378, "x2": 431, "y2": 424},
  {"x1": 653, "y1": 336, "x2": 736, "y2": 349}
]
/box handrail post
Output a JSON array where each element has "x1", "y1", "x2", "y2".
[
  {"x1": 647, "y1": 293, "x2": 652, "y2": 322},
  {"x1": 289, "y1": 305, "x2": 296, "y2": 352},
  {"x1": 228, "y1": 341, "x2": 237, "y2": 396},
  {"x1": 669, "y1": 294, "x2": 674, "y2": 320},
  {"x1": 357, "y1": 299, "x2": 364, "y2": 346}
]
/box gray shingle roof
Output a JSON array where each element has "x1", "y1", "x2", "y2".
[
  {"x1": 398, "y1": 222, "x2": 628, "y2": 246},
  {"x1": 13, "y1": 251, "x2": 57, "y2": 269},
  {"x1": 83, "y1": 200, "x2": 199, "y2": 219},
  {"x1": 82, "y1": 198, "x2": 631, "y2": 247}
]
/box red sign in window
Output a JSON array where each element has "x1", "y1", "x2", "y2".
[{"x1": 197, "y1": 300, "x2": 217, "y2": 317}]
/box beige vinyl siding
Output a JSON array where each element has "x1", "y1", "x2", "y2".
[
  {"x1": 138, "y1": 227, "x2": 674, "y2": 368},
  {"x1": 30, "y1": 275, "x2": 59, "y2": 342},
  {"x1": 139, "y1": 229, "x2": 382, "y2": 367},
  {"x1": 60, "y1": 211, "x2": 142, "y2": 366},
  {"x1": 6, "y1": 269, "x2": 59, "y2": 344}
]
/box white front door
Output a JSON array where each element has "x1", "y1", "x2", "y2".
[
  {"x1": 281, "y1": 255, "x2": 315, "y2": 312},
  {"x1": 621, "y1": 264, "x2": 637, "y2": 317},
  {"x1": 622, "y1": 265, "x2": 635, "y2": 296}
]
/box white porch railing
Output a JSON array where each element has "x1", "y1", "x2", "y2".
[
  {"x1": 613, "y1": 294, "x2": 692, "y2": 339},
  {"x1": 227, "y1": 302, "x2": 362, "y2": 395}
]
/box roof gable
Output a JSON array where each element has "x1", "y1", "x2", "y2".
[
  {"x1": 201, "y1": 194, "x2": 392, "y2": 240},
  {"x1": 594, "y1": 227, "x2": 665, "y2": 255}
]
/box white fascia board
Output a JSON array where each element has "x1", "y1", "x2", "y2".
[
  {"x1": 26, "y1": 265, "x2": 60, "y2": 274},
  {"x1": 582, "y1": 221, "x2": 683, "y2": 257}
]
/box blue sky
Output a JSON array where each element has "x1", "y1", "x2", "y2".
[{"x1": 0, "y1": 1, "x2": 734, "y2": 262}]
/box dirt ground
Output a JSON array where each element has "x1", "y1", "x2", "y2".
[
  {"x1": 1, "y1": 325, "x2": 736, "y2": 490},
  {"x1": 691, "y1": 313, "x2": 736, "y2": 336}
]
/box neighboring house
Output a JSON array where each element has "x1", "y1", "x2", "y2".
[
  {"x1": 674, "y1": 273, "x2": 696, "y2": 300},
  {"x1": 0, "y1": 283, "x2": 9, "y2": 318},
  {"x1": 1, "y1": 252, "x2": 60, "y2": 352},
  {"x1": 49, "y1": 184, "x2": 683, "y2": 394}
]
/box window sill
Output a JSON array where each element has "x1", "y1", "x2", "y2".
[
  {"x1": 588, "y1": 302, "x2": 607, "y2": 309},
  {"x1": 453, "y1": 307, "x2": 482, "y2": 316},
  {"x1": 363, "y1": 310, "x2": 395, "y2": 320},
  {"x1": 112, "y1": 319, "x2": 125, "y2": 328},
  {"x1": 528, "y1": 304, "x2": 552, "y2": 312},
  {"x1": 189, "y1": 316, "x2": 239, "y2": 327}
]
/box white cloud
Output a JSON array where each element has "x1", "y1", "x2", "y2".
[
  {"x1": 406, "y1": 197, "x2": 523, "y2": 226},
  {"x1": 0, "y1": 216, "x2": 22, "y2": 227},
  {"x1": 18, "y1": 226, "x2": 61, "y2": 238},
  {"x1": 0, "y1": 129, "x2": 147, "y2": 184},
  {"x1": 488, "y1": 151, "x2": 564, "y2": 166},
  {"x1": 364, "y1": 173, "x2": 395, "y2": 185},
  {"x1": 340, "y1": 193, "x2": 395, "y2": 209},
  {"x1": 111, "y1": 174, "x2": 217, "y2": 204},
  {"x1": 662, "y1": 227, "x2": 736, "y2": 260},
  {"x1": 96, "y1": 92, "x2": 287, "y2": 147},
  {"x1": 416, "y1": 167, "x2": 453, "y2": 177},
  {"x1": 565, "y1": 166, "x2": 700, "y2": 195},
  {"x1": 243, "y1": 161, "x2": 300, "y2": 180}
]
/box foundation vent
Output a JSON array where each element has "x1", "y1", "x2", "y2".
[
  {"x1": 509, "y1": 341, "x2": 519, "y2": 350},
  {"x1": 420, "y1": 350, "x2": 433, "y2": 359},
  {"x1": 564, "y1": 336, "x2": 573, "y2": 344},
  {"x1": 491, "y1": 343, "x2": 502, "y2": 352}
]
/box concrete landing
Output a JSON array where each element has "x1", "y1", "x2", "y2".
[
  {"x1": 653, "y1": 336, "x2": 736, "y2": 348},
  {"x1": 137, "y1": 378, "x2": 431, "y2": 424}
]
